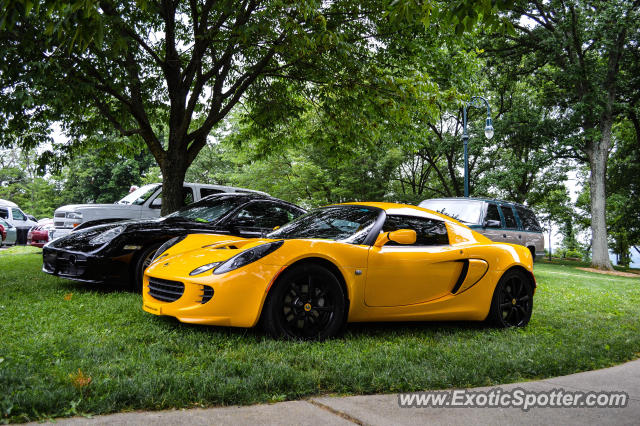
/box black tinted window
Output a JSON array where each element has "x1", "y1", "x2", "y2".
[
  {"x1": 382, "y1": 215, "x2": 449, "y2": 246},
  {"x1": 167, "y1": 197, "x2": 244, "y2": 223},
  {"x1": 486, "y1": 203, "x2": 501, "y2": 223},
  {"x1": 516, "y1": 206, "x2": 542, "y2": 232},
  {"x1": 201, "y1": 188, "x2": 224, "y2": 198},
  {"x1": 501, "y1": 205, "x2": 518, "y2": 228},
  {"x1": 232, "y1": 202, "x2": 298, "y2": 229},
  {"x1": 0, "y1": 208, "x2": 7, "y2": 219}
]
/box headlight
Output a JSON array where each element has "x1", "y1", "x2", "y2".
[
  {"x1": 66, "y1": 212, "x2": 83, "y2": 220},
  {"x1": 189, "y1": 262, "x2": 222, "y2": 276},
  {"x1": 214, "y1": 240, "x2": 284, "y2": 275},
  {"x1": 88, "y1": 226, "x2": 124, "y2": 245},
  {"x1": 151, "y1": 235, "x2": 186, "y2": 262}
]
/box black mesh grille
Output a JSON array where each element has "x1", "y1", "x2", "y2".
[
  {"x1": 200, "y1": 285, "x2": 214, "y2": 304},
  {"x1": 148, "y1": 277, "x2": 185, "y2": 303}
]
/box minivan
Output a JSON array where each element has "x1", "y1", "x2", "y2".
[{"x1": 419, "y1": 197, "x2": 545, "y2": 260}]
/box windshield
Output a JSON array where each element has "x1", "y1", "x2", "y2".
[
  {"x1": 117, "y1": 184, "x2": 160, "y2": 205},
  {"x1": 267, "y1": 205, "x2": 380, "y2": 244},
  {"x1": 418, "y1": 199, "x2": 484, "y2": 224},
  {"x1": 165, "y1": 196, "x2": 244, "y2": 223}
]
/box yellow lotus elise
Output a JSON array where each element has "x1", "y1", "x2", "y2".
[{"x1": 142, "y1": 202, "x2": 536, "y2": 339}]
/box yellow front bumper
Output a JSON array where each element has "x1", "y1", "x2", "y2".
[{"x1": 142, "y1": 263, "x2": 284, "y2": 328}]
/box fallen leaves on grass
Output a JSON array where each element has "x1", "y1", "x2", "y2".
[{"x1": 69, "y1": 369, "x2": 91, "y2": 389}]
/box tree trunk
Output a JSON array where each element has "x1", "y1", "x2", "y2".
[
  {"x1": 160, "y1": 155, "x2": 188, "y2": 216},
  {"x1": 587, "y1": 122, "x2": 613, "y2": 270}
]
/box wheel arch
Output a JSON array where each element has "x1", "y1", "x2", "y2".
[
  {"x1": 502, "y1": 265, "x2": 536, "y2": 290},
  {"x1": 259, "y1": 256, "x2": 351, "y2": 324}
]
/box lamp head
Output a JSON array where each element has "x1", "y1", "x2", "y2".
[{"x1": 484, "y1": 117, "x2": 494, "y2": 140}]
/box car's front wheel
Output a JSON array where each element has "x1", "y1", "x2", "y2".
[
  {"x1": 132, "y1": 244, "x2": 162, "y2": 293},
  {"x1": 262, "y1": 263, "x2": 347, "y2": 340},
  {"x1": 487, "y1": 269, "x2": 534, "y2": 327}
]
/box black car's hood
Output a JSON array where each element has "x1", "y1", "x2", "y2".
[{"x1": 47, "y1": 216, "x2": 222, "y2": 252}]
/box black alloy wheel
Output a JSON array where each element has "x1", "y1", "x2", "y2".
[
  {"x1": 132, "y1": 243, "x2": 162, "y2": 293},
  {"x1": 488, "y1": 269, "x2": 533, "y2": 327},
  {"x1": 263, "y1": 264, "x2": 347, "y2": 340}
]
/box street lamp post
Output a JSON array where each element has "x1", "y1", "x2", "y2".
[{"x1": 462, "y1": 96, "x2": 494, "y2": 197}]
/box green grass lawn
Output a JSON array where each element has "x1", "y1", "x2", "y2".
[{"x1": 1, "y1": 250, "x2": 639, "y2": 423}]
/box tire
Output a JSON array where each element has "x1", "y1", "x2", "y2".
[
  {"x1": 528, "y1": 247, "x2": 537, "y2": 262},
  {"x1": 487, "y1": 269, "x2": 533, "y2": 327},
  {"x1": 132, "y1": 244, "x2": 162, "y2": 293},
  {"x1": 262, "y1": 263, "x2": 347, "y2": 340}
]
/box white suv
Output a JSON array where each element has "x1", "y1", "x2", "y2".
[
  {"x1": 51, "y1": 183, "x2": 268, "y2": 239},
  {"x1": 0, "y1": 199, "x2": 38, "y2": 244}
]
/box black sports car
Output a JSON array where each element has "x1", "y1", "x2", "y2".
[{"x1": 42, "y1": 193, "x2": 306, "y2": 291}]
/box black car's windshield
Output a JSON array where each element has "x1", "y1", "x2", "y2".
[
  {"x1": 418, "y1": 199, "x2": 484, "y2": 224},
  {"x1": 267, "y1": 205, "x2": 380, "y2": 244},
  {"x1": 165, "y1": 197, "x2": 243, "y2": 223}
]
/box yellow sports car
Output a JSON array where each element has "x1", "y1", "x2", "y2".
[{"x1": 142, "y1": 202, "x2": 535, "y2": 339}]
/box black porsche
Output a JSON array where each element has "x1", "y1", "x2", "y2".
[{"x1": 42, "y1": 193, "x2": 306, "y2": 291}]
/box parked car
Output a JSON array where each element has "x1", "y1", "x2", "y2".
[
  {"x1": 43, "y1": 193, "x2": 306, "y2": 291},
  {"x1": 51, "y1": 182, "x2": 269, "y2": 240},
  {"x1": 0, "y1": 199, "x2": 38, "y2": 244},
  {"x1": 0, "y1": 218, "x2": 17, "y2": 246},
  {"x1": 418, "y1": 198, "x2": 544, "y2": 260},
  {"x1": 142, "y1": 202, "x2": 535, "y2": 339},
  {"x1": 27, "y1": 219, "x2": 54, "y2": 248}
]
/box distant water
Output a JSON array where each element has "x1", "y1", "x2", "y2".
[{"x1": 610, "y1": 249, "x2": 640, "y2": 268}]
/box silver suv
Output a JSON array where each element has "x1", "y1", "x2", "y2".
[{"x1": 419, "y1": 198, "x2": 545, "y2": 260}]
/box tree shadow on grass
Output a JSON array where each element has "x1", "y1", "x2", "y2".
[
  {"x1": 344, "y1": 320, "x2": 492, "y2": 337},
  {"x1": 147, "y1": 314, "x2": 493, "y2": 343},
  {"x1": 53, "y1": 278, "x2": 133, "y2": 295}
]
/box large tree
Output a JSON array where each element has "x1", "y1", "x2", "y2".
[
  {"x1": 0, "y1": 0, "x2": 509, "y2": 214},
  {"x1": 492, "y1": 0, "x2": 640, "y2": 269}
]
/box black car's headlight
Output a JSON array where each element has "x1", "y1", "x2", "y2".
[
  {"x1": 213, "y1": 240, "x2": 284, "y2": 275},
  {"x1": 189, "y1": 262, "x2": 222, "y2": 276},
  {"x1": 88, "y1": 226, "x2": 124, "y2": 245},
  {"x1": 151, "y1": 235, "x2": 186, "y2": 262}
]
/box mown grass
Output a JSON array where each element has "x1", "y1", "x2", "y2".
[{"x1": 1, "y1": 251, "x2": 639, "y2": 423}]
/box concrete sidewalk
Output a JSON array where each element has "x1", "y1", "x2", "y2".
[{"x1": 37, "y1": 358, "x2": 640, "y2": 425}]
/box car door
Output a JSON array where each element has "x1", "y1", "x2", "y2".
[
  {"x1": 365, "y1": 215, "x2": 467, "y2": 307},
  {"x1": 479, "y1": 202, "x2": 507, "y2": 242},
  {"x1": 498, "y1": 204, "x2": 522, "y2": 245},
  {"x1": 144, "y1": 186, "x2": 194, "y2": 218},
  {"x1": 225, "y1": 201, "x2": 300, "y2": 238}
]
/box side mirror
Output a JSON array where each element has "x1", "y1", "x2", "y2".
[
  {"x1": 374, "y1": 229, "x2": 417, "y2": 248},
  {"x1": 150, "y1": 198, "x2": 162, "y2": 208},
  {"x1": 483, "y1": 219, "x2": 501, "y2": 228},
  {"x1": 232, "y1": 217, "x2": 255, "y2": 227}
]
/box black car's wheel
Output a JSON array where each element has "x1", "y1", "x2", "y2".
[
  {"x1": 487, "y1": 269, "x2": 534, "y2": 327},
  {"x1": 262, "y1": 264, "x2": 347, "y2": 340},
  {"x1": 132, "y1": 244, "x2": 162, "y2": 293}
]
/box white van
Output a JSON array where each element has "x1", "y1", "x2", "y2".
[
  {"x1": 51, "y1": 183, "x2": 268, "y2": 239},
  {"x1": 0, "y1": 199, "x2": 38, "y2": 244}
]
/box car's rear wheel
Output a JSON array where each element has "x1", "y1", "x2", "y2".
[
  {"x1": 487, "y1": 269, "x2": 533, "y2": 327},
  {"x1": 132, "y1": 244, "x2": 162, "y2": 293},
  {"x1": 263, "y1": 264, "x2": 347, "y2": 340}
]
